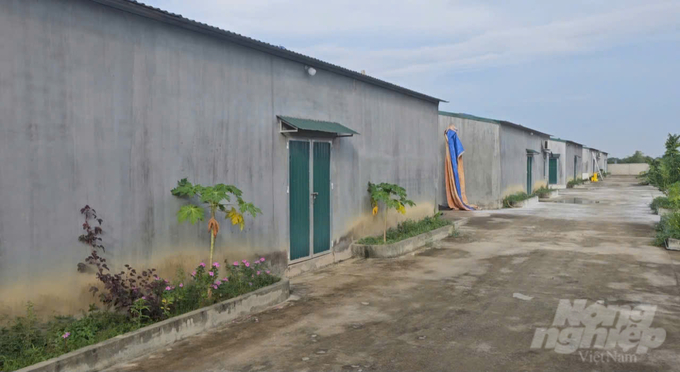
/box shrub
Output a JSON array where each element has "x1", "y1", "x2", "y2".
[
  {"x1": 358, "y1": 214, "x2": 450, "y2": 245},
  {"x1": 0, "y1": 304, "x2": 136, "y2": 371},
  {"x1": 1, "y1": 258, "x2": 281, "y2": 371},
  {"x1": 655, "y1": 211, "x2": 680, "y2": 247},
  {"x1": 502, "y1": 192, "x2": 533, "y2": 208},
  {"x1": 567, "y1": 178, "x2": 588, "y2": 188},
  {"x1": 650, "y1": 197, "x2": 678, "y2": 214},
  {"x1": 533, "y1": 186, "x2": 553, "y2": 199},
  {"x1": 642, "y1": 134, "x2": 680, "y2": 191}
]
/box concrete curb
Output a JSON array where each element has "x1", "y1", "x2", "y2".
[
  {"x1": 538, "y1": 190, "x2": 559, "y2": 200},
  {"x1": 667, "y1": 238, "x2": 680, "y2": 252},
  {"x1": 17, "y1": 279, "x2": 290, "y2": 372},
  {"x1": 351, "y1": 224, "x2": 458, "y2": 259},
  {"x1": 510, "y1": 196, "x2": 539, "y2": 208}
]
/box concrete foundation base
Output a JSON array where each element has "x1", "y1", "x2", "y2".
[
  {"x1": 510, "y1": 196, "x2": 539, "y2": 208},
  {"x1": 285, "y1": 248, "x2": 353, "y2": 277},
  {"x1": 539, "y1": 190, "x2": 559, "y2": 200},
  {"x1": 667, "y1": 238, "x2": 680, "y2": 251},
  {"x1": 351, "y1": 225, "x2": 455, "y2": 258}
]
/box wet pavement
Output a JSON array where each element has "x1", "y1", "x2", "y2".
[{"x1": 105, "y1": 176, "x2": 680, "y2": 372}]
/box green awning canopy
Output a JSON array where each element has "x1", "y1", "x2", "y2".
[
  {"x1": 526, "y1": 149, "x2": 540, "y2": 155},
  {"x1": 278, "y1": 116, "x2": 359, "y2": 137}
]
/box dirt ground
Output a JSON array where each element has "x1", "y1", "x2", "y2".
[{"x1": 106, "y1": 176, "x2": 680, "y2": 372}]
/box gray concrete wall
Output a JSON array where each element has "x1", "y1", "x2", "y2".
[
  {"x1": 547, "y1": 140, "x2": 567, "y2": 187},
  {"x1": 609, "y1": 163, "x2": 649, "y2": 176},
  {"x1": 598, "y1": 153, "x2": 608, "y2": 173},
  {"x1": 565, "y1": 142, "x2": 583, "y2": 182},
  {"x1": 437, "y1": 115, "x2": 502, "y2": 209},
  {"x1": 499, "y1": 125, "x2": 549, "y2": 195},
  {"x1": 581, "y1": 148, "x2": 593, "y2": 178},
  {"x1": 0, "y1": 0, "x2": 439, "y2": 316}
]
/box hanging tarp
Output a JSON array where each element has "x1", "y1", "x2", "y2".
[{"x1": 444, "y1": 125, "x2": 476, "y2": 211}]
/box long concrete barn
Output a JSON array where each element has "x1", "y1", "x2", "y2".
[
  {"x1": 438, "y1": 112, "x2": 551, "y2": 209},
  {"x1": 0, "y1": 0, "x2": 443, "y2": 316},
  {"x1": 547, "y1": 138, "x2": 585, "y2": 188}
]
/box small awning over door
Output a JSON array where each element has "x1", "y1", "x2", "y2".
[
  {"x1": 278, "y1": 116, "x2": 359, "y2": 137},
  {"x1": 526, "y1": 149, "x2": 540, "y2": 155}
]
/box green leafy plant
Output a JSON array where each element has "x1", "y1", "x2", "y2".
[
  {"x1": 368, "y1": 182, "x2": 416, "y2": 243},
  {"x1": 130, "y1": 299, "x2": 150, "y2": 329},
  {"x1": 567, "y1": 178, "x2": 588, "y2": 188},
  {"x1": 642, "y1": 134, "x2": 680, "y2": 192},
  {"x1": 533, "y1": 186, "x2": 553, "y2": 199},
  {"x1": 358, "y1": 214, "x2": 450, "y2": 245},
  {"x1": 655, "y1": 211, "x2": 680, "y2": 247},
  {"x1": 0, "y1": 258, "x2": 281, "y2": 371},
  {"x1": 171, "y1": 178, "x2": 261, "y2": 265},
  {"x1": 502, "y1": 192, "x2": 533, "y2": 208}
]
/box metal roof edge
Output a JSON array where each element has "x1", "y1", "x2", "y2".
[
  {"x1": 89, "y1": 0, "x2": 445, "y2": 104},
  {"x1": 497, "y1": 120, "x2": 551, "y2": 138},
  {"x1": 438, "y1": 111, "x2": 500, "y2": 125},
  {"x1": 565, "y1": 140, "x2": 583, "y2": 147}
]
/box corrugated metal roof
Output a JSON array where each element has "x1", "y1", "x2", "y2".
[
  {"x1": 278, "y1": 116, "x2": 359, "y2": 136},
  {"x1": 438, "y1": 111, "x2": 500, "y2": 125},
  {"x1": 89, "y1": 0, "x2": 444, "y2": 104},
  {"x1": 498, "y1": 120, "x2": 551, "y2": 138},
  {"x1": 439, "y1": 111, "x2": 551, "y2": 137}
]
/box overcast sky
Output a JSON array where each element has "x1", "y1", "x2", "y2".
[{"x1": 144, "y1": 0, "x2": 679, "y2": 158}]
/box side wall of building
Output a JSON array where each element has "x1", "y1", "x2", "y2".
[
  {"x1": 547, "y1": 140, "x2": 567, "y2": 187},
  {"x1": 437, "y1": 115, "x2": 502, "y2": 209},
  {"x1": 499, "y1": 126, "x2": 549, "y2": 195},
  {"x1": 581, "y1": 148, "x2": 592, "y2": 179},
  {"x1": 565, "y1": 143, "x2": 583, "y2": 182},
  {"x1": 0, "y1": 0, "x2": 439, "y2": 316}
]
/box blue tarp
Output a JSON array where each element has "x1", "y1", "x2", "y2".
[{"x1": 446, "y1": 129, "x2": 475, "y2": 210}]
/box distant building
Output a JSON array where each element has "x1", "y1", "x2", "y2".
[{"x1": 438, "y1": 112, "x2": 551, "y2": 208}]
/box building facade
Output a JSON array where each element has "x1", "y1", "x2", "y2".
[
  {"x1": 0, "y1": 0, "x2": 441, "y2": 316},
  {"x1": 437, "y1": 113, "x2": 502, "y2": 209},
  {"x1": 438, "y1": 112, "x2": 550, "y2": 208},
  {"x1": 565, "y1": 140, "x2": 584, "y2": 182},
  {"x1": 498, "y1": 121, "x2": 551, "y2": 196},
  {"x1": 547, "y1": 138, "x2": 568, "y2": 188}
]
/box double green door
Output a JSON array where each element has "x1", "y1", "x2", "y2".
[
  {"x1": 527, "y1": 156, "x2": 533, "y2": 193},
  {"x1": 289, "y1": 140, "x2": 331, "y2": 261},
  {"x1": 549, "y1": 158, "x2": 558, "y2": 184}
]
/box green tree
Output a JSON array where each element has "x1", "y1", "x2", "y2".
[
  {"x1": 368, "y1": 182, "x2": 415, "y2": 243},
  {"x1": 664, "y1": 134, "x2": 680, "y2": 157},
  {"x1": 171, "y1": 179, "x2": 261, "y2": 265},
  {"x1": 642, "y1": 134, "x2": 680, "y2": 191},
  {"x1": 611, "y1": 150, "x2": 653, "y2": 164}
]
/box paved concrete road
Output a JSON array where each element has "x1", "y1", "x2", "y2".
[{"x1": 107, "y1": 176, "x2": 680, "y2": 371}]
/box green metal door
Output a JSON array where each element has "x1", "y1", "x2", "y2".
[
  {"x1": 527, "y1": 156, "x2": 533, "y2": 193},
  {"x1": 289, "y1": 141, "x2": 310, "y2": 261},
  {"x1": 574, "y1": 156, "x2": 578, "y2": 180},
  {"x1": 549, "y1": 158, "x2": 558, "y2": 184},
  {"x1": 313, "y1": 142, "x2": 331, "y2": 254}
]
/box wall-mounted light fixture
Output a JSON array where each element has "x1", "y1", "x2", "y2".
[{"x1": 305, "y1": 66, "x2": 316, "y2": 76}]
